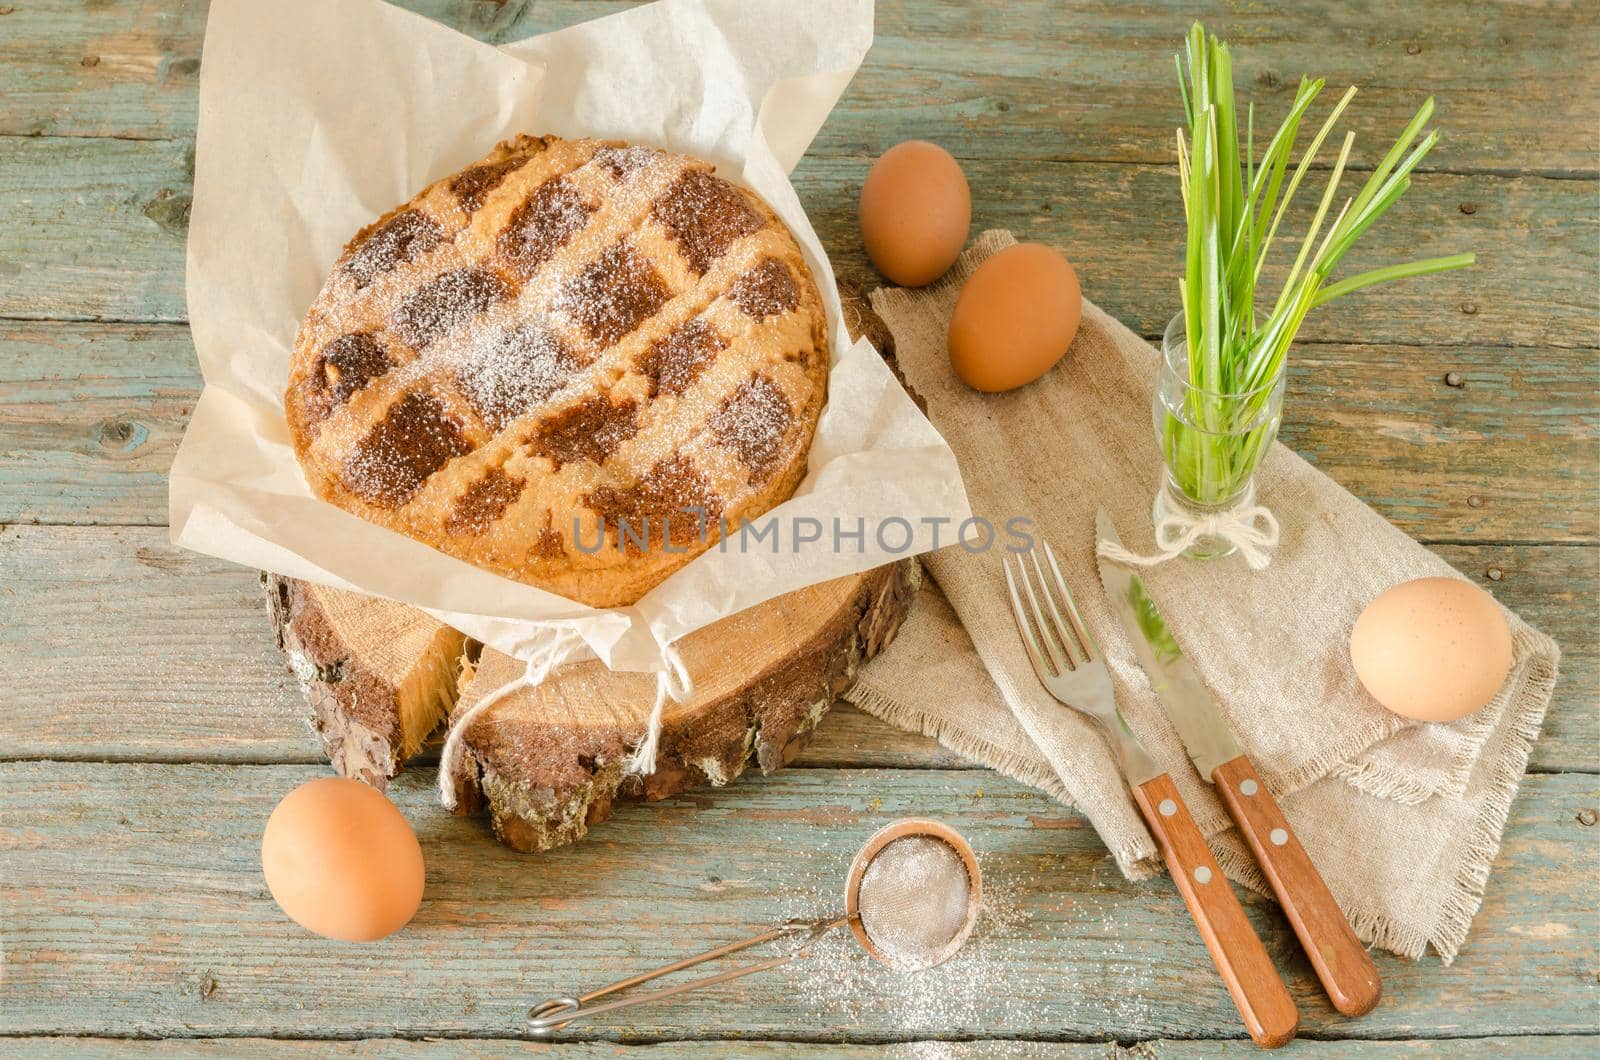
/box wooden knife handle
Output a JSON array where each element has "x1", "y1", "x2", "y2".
[
  {"x1": 1212, "y1": 755, "x2": 1382, "y2": 1017},
  {"x1": 1134, "y1": 773, "x2": 1299, "y2": 1049}
]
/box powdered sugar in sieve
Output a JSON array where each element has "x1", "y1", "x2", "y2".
[
  {"x1": 856, "y1": 835, "x2": 973, "y2": 970},
  {"x1": 845, "y1": 818, "x2": 981, "y2": 972}
]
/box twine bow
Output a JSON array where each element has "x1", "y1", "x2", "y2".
[
  {"x1": 437, "y1": 625, "x2": 693, "y2": 811},
  {"x1": 1095, "y1": 504, "x2": 1281, "y2": 571}
]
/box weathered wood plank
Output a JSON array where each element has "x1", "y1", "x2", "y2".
[
  {"x1": 0, "y1": 136, "x2": 192, "y2": 322},
  {"x1": 4, "y1": 1036, "x2": 1597, "y2": 1057},
  {"x1": 5, "y1": 0, "x2": 1596, "y2": 176},
  {"x1": 0, "y1": 322, "x2": 196, "y2": 525},
  {"x1": 810, "y1": 157, "x2": 1597, "y2": 353},
  {"x1": 0, "y1": 527, "x2": 1592, "y2": 772},
  {"x1": 1276, "y1": 343, "x2": 1599, "y2": 544},
  {"x1": 1, "y1": 764, "x2": 1595, "y2": 1040},
  {"x1": 5, "y1": 321, "x2": 1593, "y2": 541},
  {"x1": 0, "y1": 524, "x2": 949, "y2": 769},
  {"x1": 1, "y1": 135, "x2": 1592, "y2": 353}
]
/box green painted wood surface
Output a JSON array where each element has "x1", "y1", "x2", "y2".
[
  {"x1": 1, "y1": 525, "x2": 1593, "y2": 774},
  {"x1": 5, "y1": 1038, "x2": 1599, "y2": 1058},
  {"x1": 2, "y1": 136, "x2": 1594, "y2": 355},
  {"x1": 5, "y1": 0, "x2": 1597, "y2": 177},
  {"x1": 1, "y1": 0, "x2": 1595, "y2": 1050},
  {"x1": 5, "y1": 322, "x2": 1595, "y2": 541},
  {"x1": 2, "y1": 764, "x2": 1596, "y2": 1042}
]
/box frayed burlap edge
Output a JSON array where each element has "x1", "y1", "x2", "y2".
[
  {"x1": 1333, "y1": 624, "x2": 1556, "y2": 806},
  {"x1": 841, "y1": 680, "x2": 1163, "y2": 881}
]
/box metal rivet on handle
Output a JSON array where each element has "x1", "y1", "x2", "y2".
[
  {"x1": 1159, "y1": 799, "x2": 1177, "y2": 817},
  {"x1": 1194, "y1": 866, "x2": 1212, "y2": 884},
  {"x1": 1270, "y1": 828, "x2": 1289, "y2": 846},
  {"x1": 1240, "y1": 779, "x2": 1258, "y2": 796}
]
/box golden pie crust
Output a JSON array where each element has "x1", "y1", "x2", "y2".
[{"x1": 285, "y1": 134, "x2": 829, "y2": 607}]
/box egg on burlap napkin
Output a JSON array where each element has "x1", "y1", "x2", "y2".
[{"x1": 846, "y1": 231, "x2": 1561, "y2": 961}]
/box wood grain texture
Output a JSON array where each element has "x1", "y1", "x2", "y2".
[
  {"x1": 6, "y1": 322, "x2": 1594, "y2": 542},
  {"x1": 2, "y1": 134, "x2": 1591, "y2": 352},
  {"x1": 1132, "y1": 773, "x2": 1300, "y2": 1048},
  {"x1": 1, "y1": 764, "x2": 1595, "y2": 1042},
  {"x1": 0, "y1": 136, "x2": 192, "y2": 322},
  {"x1": 4, "y1": 1038, "x2": 1599, "y2": 1058},
  {"x1": 3, "y1": 0, "x2": 1595, "y2": 1048},
  {"x1": 4, "y1": 527, "x2": 1590, "y2": 772},
  {"x1": 1212, "y1": 755, "x2": 1381, "y2": 1018},
  {"x1": 266, "y1": 575, "x2": 466, "y2": 786},
  {"x1": 448, "y1": 563, "x2": 914, "y2": 851},
  {"x1": 7, "y1": 0, "x2": 1597, "y2": 177},
  {"x1": 0, "y1": 322, "x2": 195, "y2": 525}
]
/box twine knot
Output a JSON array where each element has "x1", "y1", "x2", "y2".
[
  {"x1": 437, "y1": 626, "x2": 693, "y2": 811},
  {"x1": 621, "y1": 643, "x2": 693, "y2": 778},
  {"x1": 1096, "y1": 504, "x2": 1280, "y2": 571}
]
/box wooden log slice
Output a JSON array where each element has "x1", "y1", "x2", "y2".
[
  {"x1": 266, "y1": 574, "x2": 466, "y2": 788},
  {"x1": 450, "y1": 560, "x2": 915, "y2": 850}
]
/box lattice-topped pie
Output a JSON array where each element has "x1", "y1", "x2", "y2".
[{"x1": 286, "y1": 135, "x2": 829, "y2": 607}]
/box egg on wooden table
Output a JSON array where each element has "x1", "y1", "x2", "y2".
[
  {"x1": 261, "y1": 777, "x2": 425, "y2": 942},
  {"x1": 948, "y1": 242, "x2": 1082, "y2": 392},
  {"x1": 1349, "y1": 576, "x2": 1514, "y2": 723},
  {"x1": 859, "y1": 140, "x2": 971, "y2": 287}
]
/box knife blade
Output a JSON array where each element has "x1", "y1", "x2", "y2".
[
  {"x1": 1093, "y1": 508, "x2": 1241, "y2": 781},
  {"x1": 1094, "y1": 507, "x2": 1382, "y2": 1018}
]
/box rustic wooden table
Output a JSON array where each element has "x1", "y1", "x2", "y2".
[{"x1": 2, "y1": 1, "x2": 1597, "y2": 1055}]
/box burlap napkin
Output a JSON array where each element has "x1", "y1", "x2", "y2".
[{"x1": 845, "y1": 230, "x2": 1560, "y2": 961}]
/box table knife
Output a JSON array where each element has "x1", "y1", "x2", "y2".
[
  {"x1": 1096, "y1": 509, "x2": 1382, "y2": 1018},
  {"x1": 1005, "y1": 545, "x2": 1298, "y2": 1048}
]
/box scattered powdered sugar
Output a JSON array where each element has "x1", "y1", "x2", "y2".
[
  {"x1": 594, "y1": 144, "x2": 668, "y2": 181},
  {"x1": 709, "y1": 374, "x2": 792, "y2": 483},
  {"x1": 777, "y1": 849, "x2": 1041, "y2": 1033},
  {"x1": 752, "y1": 805, "x2": 1164, "y2": 1040},
  {"x1": 453, "y1": 318, "x2": 582, "y2": 431},
  {"x1": 857, "y1": 836, "x2": 972, "y2": 969}
]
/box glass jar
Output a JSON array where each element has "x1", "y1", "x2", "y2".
[{"x1": 1152, "y1": 313, "x2": 1287, "y2": 560}]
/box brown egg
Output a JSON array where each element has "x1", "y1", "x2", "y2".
[
  {"x1": 948, "y1": 243, "x2": 1081, "y2": 392},
  {"x1": 1349, "y1": 577, "x2": 1513, "y2": 723},
  {"x1": 859, "y1": 140, "x2": 971, "y2": 287},
  {"x1": 261, "y1": 777, "x2": 425, "y2": 942}
]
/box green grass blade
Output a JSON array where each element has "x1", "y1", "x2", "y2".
[
  {"x1": 1321, "y1": 175, "x2": 1411, "y2": 272},
  {"x1": 1346, "y1": 97, "x2": 1434, "y2": 220},
  {"x1": 1321, "y1": 128, "x2": 1439, "y2": 270},
  {"x1": 1166, "y1": 27, "x2": 1473, "y2": 506},
  {"x1": 1270, "y1": 129, "x2": 1355, "y2": 321},
  {"x1": 1249, "y1": 78, "x2": 1322, "y2": 252},
  {"x1": 1175, "y1": 53, "x2": 1192, "y2": 127},
  {"x1": 1254, "y1": 84, "x2": 1357, "y2": 283},
  {"x1": 1312, "y1": 253, "x2": 1476, "y2": 307}
]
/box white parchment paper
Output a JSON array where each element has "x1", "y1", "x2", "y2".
[{"x1": 171, "y1": 0, "x2": 970, "y2": 675}]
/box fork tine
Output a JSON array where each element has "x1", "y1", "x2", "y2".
[
  {"x1": 1003, "y1": 557, "x2": 1053, "y2": 682},
  {"x1": 1044, "y1": 540, "x2": 1100, "y2": 662},
  {"x1": 1028, "y1": 546, "x2": 1083, "y2": 669},
  {"x1": 1015, "y1": 552, "x2": 1069, "y2": 676}
]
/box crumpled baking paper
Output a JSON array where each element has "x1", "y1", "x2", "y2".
[{"x1": 171, "y1": 0, "x2": 970, "y2": 676}]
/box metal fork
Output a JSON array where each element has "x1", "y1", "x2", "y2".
[
  {"x1": 1002, "y1": 542, "x2": 1160, "y2": 785},
  {"x1": 1004, "y1": 542, "x2": 1299, "y2": 1050}
]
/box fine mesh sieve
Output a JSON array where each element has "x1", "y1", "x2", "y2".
[
  {"x1": 527, "y1": 817, "x2": 982, "y2": 1034},
  {"x1": 846, "y1": 818, "x2": 981, "y2": 971}
]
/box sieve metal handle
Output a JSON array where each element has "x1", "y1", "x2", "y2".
[{"x1": 526, "y1": 915, "x2": 849, "y2": 1035}]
